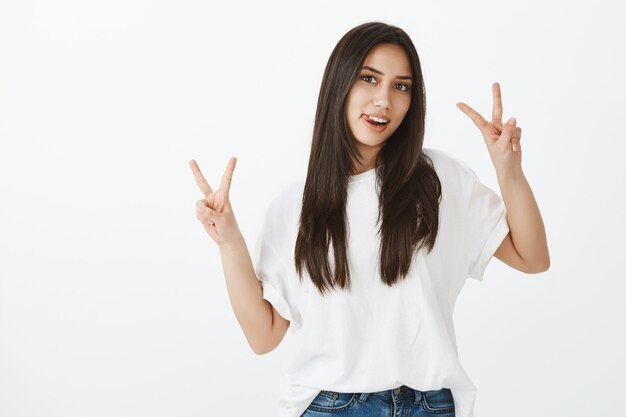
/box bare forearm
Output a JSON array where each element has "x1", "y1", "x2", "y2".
[
  {"x1": 218, "y1": 234, "x2": 273, "y2": 354},
  {"x1": 496, "y1": 166, "x2": 550, "y2": 271}
]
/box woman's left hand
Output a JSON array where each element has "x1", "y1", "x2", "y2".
[{"x1": 456, "y1": 82, "x2": 522, "y2": 174}]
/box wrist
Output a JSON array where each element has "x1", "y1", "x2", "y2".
[
  {"x1": 218, "y1": 233, "x2": 246, "y2": 251},
  {"x1": 496, "y1": 165, "x2": 524, "y2": 184}
]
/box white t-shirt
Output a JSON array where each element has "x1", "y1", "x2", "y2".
[{"x1": 252, "y1": 147, "x2": 510, "y2": 417}]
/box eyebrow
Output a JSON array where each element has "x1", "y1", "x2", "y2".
[{"x1": 361, "y1": 65, "x2": 412, "y2": 81}]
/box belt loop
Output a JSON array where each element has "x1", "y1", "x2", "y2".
[
  {"x1": 412, "y1": 389, "x2": 422, "y2": 405},
  {"x1": 358, "y1": 392, "x2": 369, "y2": 403}
]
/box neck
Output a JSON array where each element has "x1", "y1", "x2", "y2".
[{"x1": 351, "y1": 149, "x2": 381, "y2": 175}]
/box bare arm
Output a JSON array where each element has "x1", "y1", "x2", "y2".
[
  {"x1": 457, "y1": 82, "x2": 550, "y2": 274},
  {"x1": 189, "y1": 158, "x2": 287, "y2": 355},
  {"x1": 494, "y1": 167, "x2": 550, "y2": 273},
  {"x1": 219, "y1": 235, "x2": 289, "y2": 355}
]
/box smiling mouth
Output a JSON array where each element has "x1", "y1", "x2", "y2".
[
  {"x1": 363, "y1": 114, "x2": 390, "y2": 125},
  {"x1": 361, "y1": 114, "x2": 389, "y2": 132}
]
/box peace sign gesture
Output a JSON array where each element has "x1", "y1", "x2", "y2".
[
  {"x1": 190, "y1": 157, "x2": 242, "y2": 246},
  {"x1": 456, "y1": 82, "x2": 522, "y2": 173}
]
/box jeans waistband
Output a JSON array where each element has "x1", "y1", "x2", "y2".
[{"x1": 357, "y1": 385, "x2": 423, "y2": 404}]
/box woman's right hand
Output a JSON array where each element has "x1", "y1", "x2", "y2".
[{"x1": 189, "y1": 157, "x2": 242, "y2": 247}]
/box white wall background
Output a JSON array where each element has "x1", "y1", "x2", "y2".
[{"x1": 1, "y1": 0, "x2": 624, "y2": 416}]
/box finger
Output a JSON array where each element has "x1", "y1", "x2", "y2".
[
  {"x1": 492, "y1": 82, "x2": 503, "y2": 128},
  {"x1": 498, "y1": 117, "x2": 517, "y2": 146},
  {"x1": 196, "y1": 211, "x2": 215, "y2": 227},
  {"x1": 196, "y1": 205, "x2": 218, "y2": 224},
  {"x1": 219, "y1": 157, "x2": 237, "y2": 203},
  {"x1": 189, "y1": 159, "x2": 214, "y2": 198},
  {"x1": 196, "y1": 199, "x2": 209, "y2": 210},
  {"x1": 215, "y1": 190, "x2": 225, "y2": 213},
  {"x1": 456, "y1": 102, "x2": 489, "y2": 130},
  {"x1": 513, "y1": 127, "x2": 522, "y2": 152}
]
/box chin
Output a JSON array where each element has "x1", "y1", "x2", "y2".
[
  {"x1": 361, "y1": 138, "x2": 387, "y2": 146},
  {"x1": 355, "y1": 132, "x2": 390, "y2": 147}
]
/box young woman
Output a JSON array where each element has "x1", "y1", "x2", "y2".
[{"x1": 190, "y1": 21, "x2": 549, "y2": 417}]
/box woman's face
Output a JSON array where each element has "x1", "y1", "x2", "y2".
[{"x1": 345, "y1": 43, "x2": 413, "y2": 159}]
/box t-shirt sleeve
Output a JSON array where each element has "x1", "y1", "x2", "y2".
[
  {"x1": 464, "y1": 172, "x2": 510, "y2": 282},
  {"x1": 252, "y1": 200, "x2": 303, "y2": 335}
]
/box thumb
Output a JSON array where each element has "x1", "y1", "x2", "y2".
[
  {"x1": 499, "y1": 117, "x2": 517, "y2": 145},
  {"x1": 216, "y1": 190, "x2": 226, "y2": 212}
]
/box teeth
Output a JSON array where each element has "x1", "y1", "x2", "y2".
[{"x1": 367, "y1": 115, "x2": 388, "y2": 123}]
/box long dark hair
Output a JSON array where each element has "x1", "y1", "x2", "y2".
[{"x1": 294, "y1": 21, "x2": 442, "y2": 296}]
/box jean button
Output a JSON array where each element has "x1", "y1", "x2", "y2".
[{"x1": 393, "y1": 387, "x2": 401, "y2": 395}]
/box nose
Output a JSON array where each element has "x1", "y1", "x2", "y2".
[{"x1": 373, "y1": 90, "x2": 390, "y2": 110}]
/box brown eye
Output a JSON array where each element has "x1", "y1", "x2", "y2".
[{"x1": 396, "y1": 84, "x2": 409, "y2": 92}]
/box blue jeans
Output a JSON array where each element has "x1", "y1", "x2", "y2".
[{"x1": 301, "y1": 385, "x2": 455, "y2": 416}]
